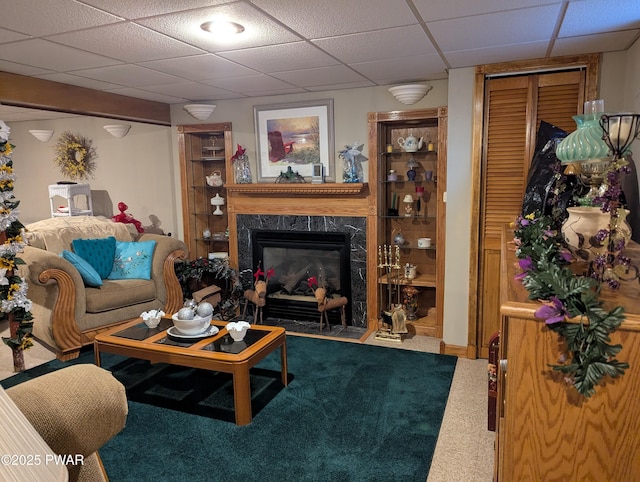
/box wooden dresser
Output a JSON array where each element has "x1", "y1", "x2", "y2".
[{"x1": 496, "y1": 227, "x2": 640, "y2": 481}]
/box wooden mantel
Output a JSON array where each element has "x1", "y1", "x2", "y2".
[{"x1": 225, "y1": 183, "x2": 368, "y2": 195}]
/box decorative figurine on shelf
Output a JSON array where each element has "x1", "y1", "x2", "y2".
[
  {"x1": 403, "y1": 285, "x2": 419, "y2": 321},
  {"x1": 231, "y1": 144, "x2": 252, "y2": 184},
  {"x1": 406, "y1": 157, "x2": 418, "y2": 181},
  {"x1": 275, "y1": 166, "x2": 305, "y2": 183},
  {"x1": 403, "y1": 194, "x2": 414, "y2": 217},
  {"x1": 210, "y1": 193, "x2": 225, "y2": 215},
  {"x1": 339, "y1": 141, "x2": 367, "y2": 183},
  {"x1": 112, "y1": 202, "x2": 144, "y2": 233}
]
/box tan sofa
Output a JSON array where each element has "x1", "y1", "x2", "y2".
[
  {"x1": 3, "y1": 364, "x2": 128, "y2": 482},
  {"x1": 21, "y1": 216, "x2": 187, "y2": 360}
]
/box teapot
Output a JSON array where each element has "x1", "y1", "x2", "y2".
[
  {"x1": 206, "y1": 170, "x2": 224, "y2": 187},
  {"x1": 397, "y1": 134, "x2": 424, "y2": 153}
]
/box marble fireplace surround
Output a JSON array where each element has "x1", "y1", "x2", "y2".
[{"x1": 235, "y1": 214, "x2": 368, "y2": 327}]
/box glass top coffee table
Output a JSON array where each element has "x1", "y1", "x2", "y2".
[{"x1": 93, "y1": 317, "x2": 288, "y2": 425}]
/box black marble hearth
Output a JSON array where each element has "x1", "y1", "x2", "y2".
[{"x1": 236, "y1": 214, "x2": 367, "y2": 328}]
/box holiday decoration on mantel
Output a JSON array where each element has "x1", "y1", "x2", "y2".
[{"x1": 0, "y1": 120, "x2": 34, "y2": 372}]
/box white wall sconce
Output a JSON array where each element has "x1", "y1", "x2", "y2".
[
  {"x1": 388, "y1": 84, "x2": 432, "y2": 105},
  {"x1": 103, "y1": 124, "x2": 131, "y2": 138},
  {"x1": 184, "y1": 104, "x2": 216, "y2": 120},
  {"x1": 29, "y1": 129, "x2": 54, "y2": 142}
]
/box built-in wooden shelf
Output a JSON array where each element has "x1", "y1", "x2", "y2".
[{"x1": 225, "y1": 183, "x2": 368, "y2": 195}]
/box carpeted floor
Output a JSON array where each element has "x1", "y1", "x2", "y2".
[{"x1": 2, "y1": 335, "x2": 457, "y2": 482}]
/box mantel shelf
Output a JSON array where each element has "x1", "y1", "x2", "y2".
[{"x1": 225, "y1": 183, "x2": 368, "y2": 195}]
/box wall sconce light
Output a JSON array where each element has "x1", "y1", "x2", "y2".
[
  {"x1": 29, "y1": 129, "x2": 54, "y2": 142},
  {"x1": 184, "y1": 104, "x2": 216, "y2": 120},
  {"x1": 103, "y1": 124, "x2": 131, "y2": 138},
  {"x1": 388, "y1": 84, "x2": 432, "y2": 105}
]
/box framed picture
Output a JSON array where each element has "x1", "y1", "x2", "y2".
[{"x1": 254, "y1": 99, "x2": 334, "y2": 182}]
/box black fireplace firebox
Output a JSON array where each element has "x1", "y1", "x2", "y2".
[{"x1": 251, "y1": 229, "x2": 352, "y2": 325}]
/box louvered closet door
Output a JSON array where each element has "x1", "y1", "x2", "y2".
[{"x1": 477, "y1": 70, "x2": 585, "y2": 357}]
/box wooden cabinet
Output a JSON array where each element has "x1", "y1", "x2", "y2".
[
  {"x1": 368, "y1": 108, "x2": 447, "y2": 337},
  {"x1": 177, "y1": 123, "x2": 233, "y2": 259},
  {"x1": 497, "y1": 228, "x2": 640, "y2": 481}
]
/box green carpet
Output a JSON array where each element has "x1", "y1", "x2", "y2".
[{"x1": 2, "y1": 336, "x2": 457, "y2": 482}]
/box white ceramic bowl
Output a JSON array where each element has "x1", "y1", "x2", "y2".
[
  {"x1": 171, "y1": 313, "x2": 212, "y2": 336},
  {"x1": 227, "y1": 321, "x2": 250, "y2": 342}
]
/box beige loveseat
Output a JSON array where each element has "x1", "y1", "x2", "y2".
[
  {"x1": 2, "y1": 364, "x2": 128, "y2": 482},
  {"x1": 21, "y1": 216, "x2": 187, "y2": 360}
]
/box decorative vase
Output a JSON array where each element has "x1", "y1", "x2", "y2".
[
  {"x1": 234, "y1": 154, "x2": 252, "y2": 184},
  {"x1": 406, "y1": 168, "x2": 417, "y2": 181},
  {"x1": 403, "y1": 286, "x2": 419, "y2": 321},
  {"x1": 561, "y1": 206, "x2": 631, "y2": 262}
]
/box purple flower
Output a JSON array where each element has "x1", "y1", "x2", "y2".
[
  {"x1": 559, "y1": 250, "x2": 572, "y2": 263},
  {"x1": 535, "y1": 296, "x2": 569, "y2": 325},
  {"x1": 519, "y1": 256, "x2": 533, "y2": 271}
]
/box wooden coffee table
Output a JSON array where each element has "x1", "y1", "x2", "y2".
[{"x1": 93, "y1": 317, "x2": 287, "y2": 425}]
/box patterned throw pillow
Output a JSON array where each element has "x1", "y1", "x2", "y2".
[
  {"x1": 60, "y1": 250, "x2": 103, "y2": 287},
  {"x1": 71, "y1": 236, "x2": 116, "y2": 279},
  {"x1": 107, "y1": 240, "x2": 157, "y2": 280}
]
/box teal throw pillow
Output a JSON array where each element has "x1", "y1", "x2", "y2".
[
  {"x1": 72, "y1": 236, "x2": 116, "y2": 279},
  {"x1": 60, "y1": 250, "x2": 103, "y2": 287},
  {"x1": 107, "y1": 240, "x2": 156, "y2": 280}
]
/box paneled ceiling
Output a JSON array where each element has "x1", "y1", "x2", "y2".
[{"x1": 0, "y1": 0, "x2": 639, "y2": 120}]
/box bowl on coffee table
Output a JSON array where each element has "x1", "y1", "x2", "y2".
[{"x1": 171, "y1": 313, "x2": 212, "y2": 336}]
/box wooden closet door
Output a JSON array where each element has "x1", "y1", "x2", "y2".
[{"x1": 476, "y1": 70, "x2": 585, "y2": 357}]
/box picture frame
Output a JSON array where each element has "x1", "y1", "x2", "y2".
[{"x1": 253, "y1": 99, "x2": 334, "y2": 182}]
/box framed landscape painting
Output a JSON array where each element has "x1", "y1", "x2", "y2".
[{"x1": 253, "y1": 99, "x2": 334, "y2": 182}]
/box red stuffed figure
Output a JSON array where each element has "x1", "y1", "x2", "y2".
[{"x1": 112, "y1": 201, "x2": 144, "y2": 233}]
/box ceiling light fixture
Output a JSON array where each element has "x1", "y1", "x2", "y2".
[
  {"x1": 184, "y1": 104, "x2": 216, "y2": 120},
  {"x1": 388, "y1": 84, "x2": 432, "y2": 105},
  {"x1": 200, "y1": 20, "x2": 245, "y2": 36},
  {"x1": 29, "y1": 129, "x2": 54, "y2": 142},
  {"x1": 103, "y1": 124, "x2": 131, "y2": 138}
]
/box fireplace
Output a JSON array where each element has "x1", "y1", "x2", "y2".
[
  {"x1": 252, "y1": 230, "x2": 351, "y2": 325},
  {"x1": 236, "y1": 214, "x2": 367, "y2": 327}
]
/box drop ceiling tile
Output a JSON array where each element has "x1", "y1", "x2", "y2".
[
  {"x1": 553, "y1": 30, "x2": 640, "y2": 57},
  {"x1": 349, "y1": 54, "x2": 447, "y2": 83},
  {"x1": 203, "y1": 74, "x2": 295, "y2": 92},
  {"x1": 104, "y1": 87, "x2": 187, "y2": 104},
  {"x1": 138, "y1": 81, "x2": 242, "y2": 101},
  {"x1": 251, "y1": 0, "x2": 417, "y2": 38},
  {"x1": 0, "y1": 39, "x2": 122, "y2": 71},
  {"x1": 560, "y1": 0, "x2": 640, "y2": 37},
  {"x1": 71, "y1": 65, "x2": 183, "y2": 87},
  {"x1": 305, "y1": 81, "x2": 375, "y2": 92},
  {"x1": 270, "y1": 65, "x2": 368, "y2": 87},
  {"x1": 0, "y1": 0, "x2": 121, "y2": 36},
  {"x1": 140, "y1": 54, "x2": 257, "y2": 81},
  {"x1": 137, "y1": 3, "x2": 301, "y2": 52},
  {"x1": 34, "y1": 73, "x2": 124, "y2": 91},
  {"x1": 79, "y1": 0, "x2": 228, "y2": 19},
  {"x1": 428, "y1": 4, "x2": 561, "y2": 51},
  {"x1": 47, "y1": 23, "x2": 204, "y2": 63},
  {"x1": 0, "y1": 60, "x2": 53, "y2": 77},
  {"x1": 413, "y1": 0, "x2": 563, "y2": 22},
  {"x1": 313, "y1": 25, "x2": 437, "y2": 64},
  {"x1": 0, "y1": 28, "x2": 29, "y2": 43},
  {"x1": 219, "y1": 42, "x2": 339, "y2": 73},
  {"x1": 241, "y1": 86, "x2": 308, "y2": 97},
  {"x1": 443, "y1": 41, "x2": 548, "y2": 68}
]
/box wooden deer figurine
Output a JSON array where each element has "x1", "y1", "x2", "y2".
[
  {"x1": 315, "y1": 287, "x2": 348, "y2": 331},
  {"x1": 243, "y1": 280, "x2": 267, "y2": 324}
]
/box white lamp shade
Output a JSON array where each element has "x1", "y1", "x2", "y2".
[
  {"x1": 103, "y1": 124, "x2": 131, "y2": 138},
  {"x1": 29, "y1": 129, "x2": 54, "y2": 142},
  {"x1": 403, "y1": 194, "x2": 413, "y2": 203},
  {"x1": 184, "y1": 104, "x2": 216, "y2": 120},
  {"x1": 388, "y1": 84, "x2": 431, "y2": 105}
]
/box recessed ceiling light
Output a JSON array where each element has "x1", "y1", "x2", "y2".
[{"x1": 200, "y1": 20, "x2": 245, "y2": 36}]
